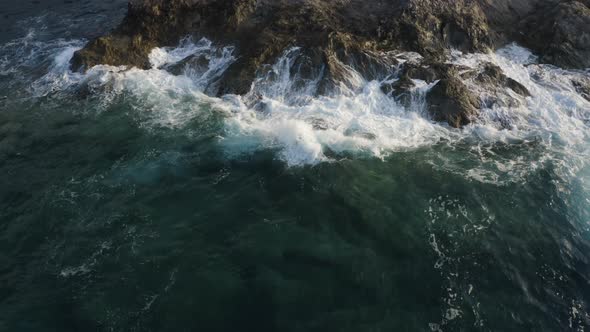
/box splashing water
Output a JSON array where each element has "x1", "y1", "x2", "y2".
[
  {"x1": 26, "y1": 36, "x2": 588, "y2": 173},
  {"x1": 1, "y1": 15, "x2": 590, "y2": 331}
]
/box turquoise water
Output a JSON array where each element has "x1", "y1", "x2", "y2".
[{"x1": 1, "y1": 2, "x2": 590, "y2": 331}]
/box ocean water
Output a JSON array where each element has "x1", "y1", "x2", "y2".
[{"x1": 1, "y1": 2, "x2": 590, "y2": 331}]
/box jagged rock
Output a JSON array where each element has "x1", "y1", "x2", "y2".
[
  {"x1": 521, "y1": 1, "x2": 590, "y2": 69},
  {"x1": 69, "y1": 0, "x2": 590, "y2": 128},
  {"x1": 573, "y1": 78, "x2": 590, "y2": 102},
  {"x1": 381, "y1": 60, "x2": 485, "y2": 124},
  {"x1": 71, "y1": 0, "x2": 590, "y2": 78},
  {"x1": 476, "y1": 63, "x2": 530, "y2": 97},
  {"x1": 71, "y1": 0, "x2": 206, "y2": 70},
  {"x1": 165, "y1": 54, "x2": 211, "y2": 75},
  {"x1": 426, "y1": 77, "x2": 480, "y2": 128},
  {"x1": 388, "y1": 60, "x2": 531, "y2": 122},
  {"x1": 381, "y1": 75, "x2": 416, "y2": 107},
  {"x1": 390, "y1": 0, "x2": 494, "y2": 59},
  {"x1": 382, "y1": 61, "x2": 472, "y2": 106},
  {"x1": 399, "y1": 62, "x2": 468, "y2": 83},
  {"x1": 71, "y1": 35, "x2": 154, "y2": 70}
]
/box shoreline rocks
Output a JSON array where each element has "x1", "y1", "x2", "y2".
[
  {"x1": 426, "y1": 76, "x2": 480, "y2": 128},
  {"x1": 70, "y1": 0, "x2": 590, "y2": 128}
]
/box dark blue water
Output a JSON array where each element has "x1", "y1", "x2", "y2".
[{"x1": 1, "y1": 2, "x2": 589, "y2": 331}]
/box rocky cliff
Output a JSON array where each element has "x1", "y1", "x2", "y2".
[{"x1": 70, "y1": 0, "x2": 590, "y2": 127}]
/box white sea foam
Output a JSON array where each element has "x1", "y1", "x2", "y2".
[
  {"x1": 223, "y1": 80, "x2": 454, "y2": 165},
  {"x1": 219, "y1": 47, "x2": 456, "y2": 165},
  {"x1": 17, "y1": 37, "x2": 590, "y2": 174},
  {"x1": 222, "y1": 44, "x2": 589, "y2": 169},
  {"x1": 148, "y1": 38, "x2": 216, "y2": 68},
  {"x1": 149, "y1": 37, "x2": 236, "y2": 93},
  {"x1": 0, "y1": 28, "x2": 84, "y2": 81},
  {"x1": 31, "y1": 42, "x2": 85, "y2": 96},
  {"x1": 447, "y1": 44, "x2": 589, "y2": 183},
  {"x1": 451, "y1": 44, "x2": 589, "y2": 146}
]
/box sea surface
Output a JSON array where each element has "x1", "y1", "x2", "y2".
[{"x1": 1, "y1": 1, "x2": 589, "y2": 331}]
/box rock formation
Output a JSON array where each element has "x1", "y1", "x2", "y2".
[{"x1": 70, "y1": 0, "x2": 590, "y2": 127}]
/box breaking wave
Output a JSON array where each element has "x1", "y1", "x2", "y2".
[
  {"x1": 2, "y1": 16, "x2": 590, "y2": 331},
  {"x1": 4, "y1": 34, "x2": 590, "y2": 179}
]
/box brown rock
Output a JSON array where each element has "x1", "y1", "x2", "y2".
[
  {"x1": 69, "y1": 0, "x2": 589, "y2": 129},
  {"x1": 477, "y1": 63, "x2": 530, "y2": 97},
  {"x1": 426, "y1": 77, "x2": 480, "y2": 128},
  {"x1": 520, "y1": 1, "x2": 590, "y2": 69},
  {"x1": 72, "y1": 0, "x2": 590, "y2": 76}
]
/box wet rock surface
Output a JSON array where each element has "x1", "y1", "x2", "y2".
[
  {"x1": 573, "y1": 78, "x2": 590, "y2": 102},
  {"x1": 70, "y1": 0, "x2": 590, "y2": 127},
  {"x1": 426, "y1": 77, "x2": 481, "y2": 128},
  {"x1": 476, "y1": 63, "x2": 531, "y2": 98},
  {"x1": 382, "y1": 61, "x2": 484, "y2": 127},
  {"x1": 521, "y1": 1, "x2": 590, "y2": 69}
]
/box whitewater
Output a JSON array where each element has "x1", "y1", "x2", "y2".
[
  {"x1": 1, "y1": 13, "x2": 589, "y2": 331},
  {"x1": 18, "y1": 34, "x2": 588, "y2": 178}
]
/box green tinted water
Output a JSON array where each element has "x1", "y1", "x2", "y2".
[{"x1": 0, "y1": 2, "x2": 589, "y2": 331}]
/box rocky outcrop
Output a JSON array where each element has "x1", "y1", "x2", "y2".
[
  {"x1": 391, "y1": 62, "x2": 483, "y2": 127},
  {"x1": 573, "y1": 78, "x2": 590, "y2": 102},
  {"x1": 521, "y1": 1, "x2": 590, "y2": 69},
  {"x1": 70, "y1": 0, "x2": 590, "y2": 127},
  {"x1": 71, "y1": 0, "x2": 231, "y2": 70},
  {"x1": 380, "y1": 59, "x2": 484, "y2": 127},
  {"x1": 476, "y1": 63, "x2": 530, "y2": 98},
  {"x1": 427, "y1": 76, "x2": 480, "y2": 128}
]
